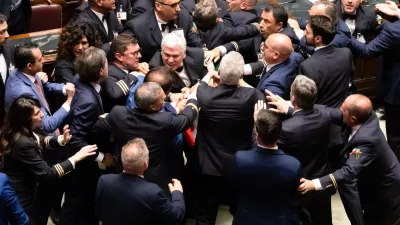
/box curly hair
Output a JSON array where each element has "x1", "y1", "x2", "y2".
[{"x1": 57, "y1": 21, "x2": 102, "y2": 61}]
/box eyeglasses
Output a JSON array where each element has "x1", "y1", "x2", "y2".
[
  {"x1": 157, "y1": 0, "x2": 181, "y2": 8},
  {"x1": 122, "y1": 48, "x2": 142, "y2": 58}
]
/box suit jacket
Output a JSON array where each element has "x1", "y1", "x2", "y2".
[
  {"x1": 123, "y1": 9, "x2": 204, "y2": 62},
  {"x1": 278, "y1": 105, "x2": 343, "y2": 179},
  {"x1": 77, "y1": 6, "x2": 123, "y2": 45},
  {"x1": 101, "y1": 63, "x2": 138, "y2": 112},
  {"x1": 319, "y1": 112, "x2": 400, "y2": 225},
  {"x1": 299, "y1": 45, "x2": 354, "y2": 108},
  {"x1": 180, "y1": 0, "x2": 229, "y2": 19},
  {"x1": 129, "y1": 0, "x2": 153, "y2": 19},
  {"x1": 3, "y1": 134, "x2": 73, "y2": 215},
  {"x1": 92, "y1": 100, "x2": 199, "y2": 191},
  {"x1": 257, "y1": 52, "x2": 304, "y2": 99},
  {"x1": 0, "y1": 0, "x2": 31, "y2": 23},
  {"x1": 54, "y1": 58, "x2": 76, "y2": 84},
  {"x1": 336, "y1": 3, "x2": 380, "y2": 40},
  {"x1": 0, "y1": 173, "x2": 29, "y2": 225},
  {"x1": 148, "y1": 47, "x2": 207, "y2": 87},
  {"x1": 95, "y1": 173, "x2": 185, "y2": 225},
  {"x1": 232, "y1": 147, "x2": 302, "y2": 225},
  {"x1": 350, "y1": 20, "x2": 400, "y2": 105},
  {"x1": 0, "y1": 42, "x2": 15, "y2": 125},
  {"x1": 195, "y1": 82, "x2": 265, "y2": 176},
  {"x1": 229, "y1": 9, "x2": 260, "y2": 27},
  {"x1": 5, "y1": 70, "x2": 68, "y2": 134}
]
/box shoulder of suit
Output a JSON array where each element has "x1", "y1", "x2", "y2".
[
  {"x1": 107, "y1": 65, "x2": 127, "y2": 78},
  {"x1": 109, "y1": 105, "x2": 129, "y2": 117}
]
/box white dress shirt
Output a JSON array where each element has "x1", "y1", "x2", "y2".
[
  {"x1": 345, "y1": 18, "x2": 356, "y2": 35},
  {"x1": 178, "y1": 66, "x2": 191, "y2": 87},
  {"x1": 155, "y1": 11, "x2": 169, "y2": 36},
  {"x1": 90, "y1": 82, "x2": 105, "y2": 163},
  {"x1": 91, "y1": 9, "x2": 109, "y2": 35},
  {"x1": 0, "y1": 53, "x2": 7, "y2": 83}
]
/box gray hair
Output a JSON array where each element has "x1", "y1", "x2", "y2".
[
  {"x1": 290, "y1": 75, "x2": 317, "y2": 109},
  {"x1": 193, "y1": 0, "x2": 218, "y2": 25},
  {"x1": 161, "y1": 33, "x2": 186, "y2": 53},
  {"x1": 219, "y1": 52, "x2": 245, "y2": 85},
  {"x1": 76, "y1": 47, "x2": 106, "y2": 83},
  {"x1": 134, "y1": 82, "x2": 163, "y2": 110},
  {"x1": 121, "y1": 138, "x2": 149, "y2": 172}
]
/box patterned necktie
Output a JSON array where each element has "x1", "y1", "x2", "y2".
[{"x1": 34, "y1": 79, "x2": 49, "y2": 110}]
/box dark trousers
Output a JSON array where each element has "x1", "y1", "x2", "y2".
[
  {"x1": 194, "y1": 174, "x2": 235, "y2": 225},
  {"x1": 300, "y1": 190, "x2": 332, "y2": 225},
  {"x1": 7, "y1": 7, "x2": 27, "y2": 35},
  {"x1": 32, "y1": 179, "x2": 61, "y2": 225},
  {"x1": 60, "y1": 163, "x2": 100, "y2": 225},
  {"x1": 385, "y1": 103, "x2": 400, "y2": 161}
]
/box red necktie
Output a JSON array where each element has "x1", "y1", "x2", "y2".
[{"x1": 34, "y1": 79, "x2": 49, "y2": 110}]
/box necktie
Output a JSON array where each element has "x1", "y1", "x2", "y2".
[
  {"x1": 343, "y1": 13, "x2": 356, "y2": 20},
  {"x1": 161, "y1": 23, "x2": 168, "y2": 32},
  {"x1": 175, "y1": 66, "x2": 184, "y2": 73},
  {"x1": 34, "y1": 79, "x2": 49, "y2": 110}
]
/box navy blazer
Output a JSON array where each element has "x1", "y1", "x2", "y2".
[
  {"x1": 4, "y1": 69, "x2": 68, "y2": 134},
  {"x1": 233, "y1": 147, "x2": 302, "y2": 225},
  {"x1": 54, "y1": 58, "x2": 76, "y2": 84},
  {"x1": 257, "y1": 52, "x2": 303, "y2": 99},
  {"x1": 319, "y1": 112, "x2": 400, "y2": 225},
  {"x1": 350, "y1": 20, "x2": 400, "y2": 105},
  {"x1": 0, "y1": 173, "x2": 29, "y2": 225},
  {"x1": 95, "y1": 173, "x2": 185, "y2": 225}
]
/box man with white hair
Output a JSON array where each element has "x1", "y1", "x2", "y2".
[
  {"x1": 194, "y1": 52, "x2": 265, "y2": 225},
  {"x1": 149, "y1": 32, "x2": 207, "y2": 89},
  {"x1": 95, "y1": 138, "x2": 186, "y2": 225}
]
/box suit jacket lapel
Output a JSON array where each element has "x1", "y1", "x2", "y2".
[
  {"x1": 257, "y1": 59, "x2": 288, "y2": 89},
  {"x1": 17, "y1": 71, "x2": 50, "y2": 112},
  {"x1": 150, "y1": 12, "x2": 162, "y2": 46},
  {"x1": 88, "y1": 83, "x2": 104, "y2": 114},
  {"x1": 183, "y1": 56, "x2": 200, "y2": 85},
  {"x1": 354, "y1": 8, "x2": 366, "y2": 35},
  {"x1": 87, "y1": 8, "x2": 108, "y2": 41}
]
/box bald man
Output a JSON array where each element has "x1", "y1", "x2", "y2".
[
  {"x1": 257, "y1": 33, "x2": 304, "y2": 99},
  {"x1": 295, "y1": 94, "x2": 400, "y2": 225}
]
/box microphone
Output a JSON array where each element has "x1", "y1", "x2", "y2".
[{"x1": 279, "y1": 0, "x2": 296, "y2": 4}]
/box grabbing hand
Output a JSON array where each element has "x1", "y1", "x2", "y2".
[
  {"x1": 181, "y1": 87, "x2": 190, "y2": 98},
  {"x1": 298, "y1": 178, "x2": 315, "y2": 194},
  {"x1": 265, "y1": 90, "x2": 289, "y2": 114},
  {"x1": 71, "y1": 145, "x2": 98, "y2": 163},
  {"x1": 288, "y1": 18, "x2": 301, "y2": 31},
  {"x1": 189, "y1": 83, "x2": 199, "y2": 95},
  {"x1": 208, "y1": 71, "x2": 220, "y2": 87},
  {"x1": 375, "y1": 1, "x2": 400, "y2": 17},
  {"x1": 204, "y1": 48, "x2": 221, "y2": 63},
  {"x1": 137, "y1": 62, "x2": 150, "y2": 74},
  {"x1": 37, "y1": 72, "x2": 48, "y2": 83},
  {"x1": 102, "y1": 153, "x2": 115, "y2": 167},
  {"x1": 168, "y1": 178, "x2": 183, "y2": 193},
  {"x1": 254, "y1": 100, "x2": 267, "y2": 121},
  {"x1": 64, "y1": 83, "x2": 75, "y2": 99},
  {"x1": 62, "y1": 125, "x2": 72, "y2": 144},
  {"x1": 175, "y1": 99, "x2": 188, "y2": 114},
  {"x1": 169, "y1": 93, "x2": 184, "y2": 103}
]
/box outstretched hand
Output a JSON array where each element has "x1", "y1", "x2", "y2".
[
  {"x1": 254, "y1": 100, "x2": 267, "y2": 121},
  {"x1": 265, "y1": 90, "x2": 289, "y2": 114}
]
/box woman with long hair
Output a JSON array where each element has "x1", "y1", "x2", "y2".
[
  {"x1": 55, "y1": 21, "x2": 102, "y2": 84},
  {"x1": 1, "y1": 96, "x2": 97, "y2": 224}
]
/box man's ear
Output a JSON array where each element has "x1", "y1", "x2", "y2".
[
  {"x1": 115, "y1": 53, "x2": 123, "y2": 62},
  {"x1": 277, "y1": 21, "x2": 284, "y2": 31},
  {"x1": 240, "y1": 2, "x2": 248, "y2": 10},
  {"x1": 155, "y1": 2, "x2": 162, "y2": 11}
]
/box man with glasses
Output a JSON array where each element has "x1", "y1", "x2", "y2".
[
  {"x1": 124, "y1": 0, "x2": 205, "y2": 62},
  {"x1": 101, "y1": 34, "x2": 141, "y2": 112},
  {"x1": 257, "y1": 33, "x2": 303, "y2": 99}
]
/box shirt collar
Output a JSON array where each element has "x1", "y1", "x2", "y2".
[
  {"x1": 314, "y1": 45, "x2": 330, "y2": 52},
  {"x1": 90, "y1": 82, "x2": 101, "y2": 93},
  {"x1": 293, "y1": 109, "x2": 302, "y2": 115},
  {"x1": 351, "y1": 124, "x2": 361, "y2": 138},
  {"x1": 91, "y1": 9, "x2": 104, "y2": 22},
  {"x1": 258, "y1": 144, "x2": 278, "y2": 149},
  {"x1": 155, "y1": 11, "x2": 167, "y2": 24},
  {"x1": 266, "y1": 62, "x2": 280, "y2": 72},
  {"x1": 23, "y1": 72, "x2": 36, "y2": 83}
]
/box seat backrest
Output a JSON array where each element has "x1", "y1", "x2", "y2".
[{"x1": 27, "y1": 4, "x2": 63, "y2": 33}]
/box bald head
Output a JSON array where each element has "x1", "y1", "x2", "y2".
[
  {"x1": 263, "y1": 33, "x2": 292, "y2": 64},
  {"x1": 342, "y1": 94, "x2": 373, "y2": 125},
  {"x1": 134, "y1": 82, "x2": 165, "y2": 111},
  {"x1": 309, "y1": 1, "x2": 337, "y2": 25}
]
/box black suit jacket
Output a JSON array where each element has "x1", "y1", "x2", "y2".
[
  {"x1": 77, "y1": 6, "x2": 123, "y2": 45},
  {"x1": 101, "y1": 63, "x2": 138, "y2": 112},
  {"x1": 3, "y1": 134, "x2": 73, "y2": 215},
  {"x1": 0, "y1": 42, "x2": 15, "y2": 124},
  {"x1": 92, "y1": 100, "x2": 199, "y2": 191},
  {"x1": 149, "y1": 47, "x2": 207, "y2": 87},
  {"x1": 319, "y1": 112, "x2": 400, "y2": 225},
  {"x1": 124, "y1": 9, "x2": 204, "y2": 62},
  {"x1": 195, "y1": 82, "x2": 265, "y2": 176},
  {"x1": 95, "y1": 173, "x2": 185, "y2": 225},
  {"x1": 278, "y1": 106, "x2": 341, "y2": 179},
  {"x1": 71, "y1": 1, "x2": 133, "y2": 24},
  {"x1": 0, "y1": 0, "x2": 31, "y2": 23},
  {"x1": 130, "y1": 0, "x2": 153, "y2": 19},
  {"x1": 54, "y1": 59, "x2": 76, "y2": 84},
  {"x1": 299, "y1": 45, "x2": 354, "y2": 108}
]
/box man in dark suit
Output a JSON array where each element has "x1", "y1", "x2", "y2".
[
  {"x1": 149, "y1": 32, "x2": 207, "y2": 90},
  {"x1": 180, "y1": 0, "x2": 229, "y2": 20},
  {"x1": 95, "y1": 138, "x2": 186, "y2": 225},
  {"x1": 349, "y1": 2, "x2": 400, "y2": 160},
  {"x1": 92, "y1": 81, "x2": 199, "y2": 192},
  {"x1": 227, "y1": 0, "x2": 260, "y2": 25},
  {"x1": 0, "y1": 14, "x2": 13, "y2": 125},
  {"x1": 0, "y1": 0, "x2": 31, "y2": 35},
  {"x1": 256, "y1": 34, "x2": 303, "y2": 99},
  {"x1": 276, "y1": 75, "x2": 334, "y2": 225},
  {"x1": 76, "y1": 0, "x2": 123, "y2": 46},
  {"x1": 297, "y1": 94, "x2": 400, "y2": 225},
  {"x1": 101, "y1": 34, "x2": 139, "y2": 112},
  {"x1": 60, "y1": 47, "x2": 114, "y2": 225},
  {"x1": 123, "y1": 0, "x2": 205, "y2": 62},
  {"x1": 336, "y1": 0, "x2": 380, "y2": 40},
  {"x1": 299, "y1": 15, "x2": 354, "y2": 109},
  {"x1": 194, "y1": 52, "x2": 265, "y2": 225},
  {"x1": 233, "y1": 109, "x2": 302, "y2": 225}
]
